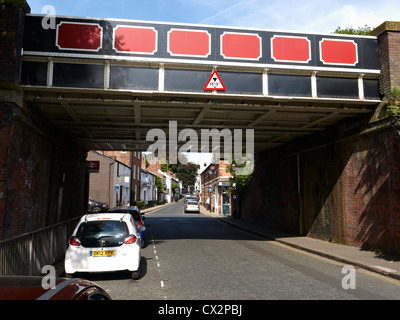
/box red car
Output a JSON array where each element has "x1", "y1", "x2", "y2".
[{"x1": 0, "y1": 276, "x2": 111, "y2": 300}]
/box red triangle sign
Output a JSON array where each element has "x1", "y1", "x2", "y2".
[{"x1": 204, "y1": 71, "x2": 226, "y2": 91}]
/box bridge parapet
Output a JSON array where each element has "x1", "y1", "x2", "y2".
[{"x1": 21, "y1": 14, "x2": 381, "y2": 103}]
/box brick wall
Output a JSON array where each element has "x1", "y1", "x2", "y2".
[
  {"x1": 87, "y1": 151, "x2": 115, "y2": 206},
  {"x1": 0, "y1": 107, "x2": 11, "y2": 238},
  {"x1": 0, "y1": 107, "x2": 88, "y2": 240},
  {"x1": 372, "y1": 21, "x2": 400, "y2": 98},
  {"x1": 0, "y1": 2, "x2": 89, "y2": 241},
  {"x1": 0, "y1": 2, "x2": 29, "y2": 83},
  {"x1": 240, "y1": 154, "x2": 300, "y2": 234},
  {"x1": 97, "y1": 150, "x2": 142, "y2": 202},
  {"x1": 242, "y1": 118, "x2": 400, "y2": 255}
]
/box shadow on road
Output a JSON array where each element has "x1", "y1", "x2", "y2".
[{"x1": 69, "y1": 256, "x2": 148, "y2": 282}]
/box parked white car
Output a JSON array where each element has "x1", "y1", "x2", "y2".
[{"x1": 64, "y1": 213, "x2": 145, "y2": 279}]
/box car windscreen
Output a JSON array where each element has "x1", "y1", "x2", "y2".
[
  {"x1": 187, "y1": 201, "x2": 198, "y2": 205},
  {"x1": 76, "y1": 221, "x2": 128, "y2": 247}
]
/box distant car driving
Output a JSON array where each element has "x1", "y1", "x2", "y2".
[
  {"x1": 184, "y1": 195, "x2": 197, "y2": 205},
  {"x1": 65, "y1": 213, "x2": 144, "y2": 279},
  {"x1": 184, "y1": 200, "x2": 200, "y2": 213},
  {"x1": 88, "y1": 196, "x2": 109, "y2": 213}
]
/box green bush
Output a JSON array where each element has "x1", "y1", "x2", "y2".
[
  {"x1": 0, "y1": 0, "x2": 27, "y2": 7},
  {"x1": 136, "y1": 201, "x2": 146, "y2": 210}
]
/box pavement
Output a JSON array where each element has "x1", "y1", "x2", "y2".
[{"x1": 197, "y1": 205, "x2": 400, "y2": 281}]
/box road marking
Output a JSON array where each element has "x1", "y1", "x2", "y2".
[
  {"x1": 358, "y1": 268, "x2": 400, "y2": 287},
  {"x1": 146, "y1": 222, "x2": 169, "y2": 298}
]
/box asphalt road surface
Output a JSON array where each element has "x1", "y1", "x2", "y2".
[{"x1": 80, "y1": 201, "x2": 400, "y2": 301}]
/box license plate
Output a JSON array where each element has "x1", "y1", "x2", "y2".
[{"x1": 90, "y1": 250, "x2": 115, "y2": 257}]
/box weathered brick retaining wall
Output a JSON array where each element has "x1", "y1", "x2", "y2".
[
  {"x1": 0, "y1": 2, "x2": 88, "y2": 241},
  {"x1": 242, "y1": 118, "x2": 400, "y2": 255}
]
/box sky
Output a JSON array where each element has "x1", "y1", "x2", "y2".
[{"x1": 27, "y1": 0, "x2": 399, "y2": 34}]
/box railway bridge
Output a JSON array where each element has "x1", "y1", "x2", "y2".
[{"x1": 1, "y1": 2, "x2": 400, "y2": 257}]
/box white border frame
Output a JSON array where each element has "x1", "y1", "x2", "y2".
[
  {"x1": 167, "y1": 28, "x2": 211, "y2": 58},
  {"x1": 113, "y1": 25, "x2": 158, "y2": 55},
  {"x1": 319, "y1": 38, "x2": 359, "y2": 66},
  {"x1": 220, "y1": 32, "x2": 262, "y2": 61},
  {"x1": 271, "y1": 35, "x2": 311, "y2": 64},
  {"x1": 56, "y1": 21, "x2": 103, "y2": 52}
]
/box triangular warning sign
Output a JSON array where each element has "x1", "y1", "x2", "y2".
[{"x1": 204, "y1": 70, "x2": 226, "y2": 91}]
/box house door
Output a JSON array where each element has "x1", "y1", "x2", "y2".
[{"x1": 222, "y1": 192, "x2": 230, "y2": 215}]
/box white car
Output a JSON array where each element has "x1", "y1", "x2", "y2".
[
  {"x1": 184, "y1": 201, "x2": 200, "y2": 213},
  {"x1": 64, "y1": 213, "x2": 145, "y2": 279}
]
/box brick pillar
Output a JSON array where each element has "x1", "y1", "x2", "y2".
[
  {"x1": 371, "y1": 21, "x2": 400, "y2": 99},
  {"x1": 0, "y1": 1, "x2": 30, "y2": 239}
]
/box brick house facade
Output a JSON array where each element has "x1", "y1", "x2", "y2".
[
  {"x1": 200, "y1": 161, "x2": 233, "y2": 215},
  {"x1": 88, "y1": 151, "x2": 142, "y2": 206}
]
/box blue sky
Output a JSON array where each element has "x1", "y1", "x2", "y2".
[{"x1": 27, "y1": 0, "x2": 399, "y2": 34}]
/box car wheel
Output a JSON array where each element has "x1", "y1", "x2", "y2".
[
  {"x1": 92, "y1": 206, "x2": 101, "y2": 213},
  {"x1": 131, "y1": 270, "x2": 140, "y2": 280}
]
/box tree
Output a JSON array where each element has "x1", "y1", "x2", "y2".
[
  {"x1": 0, "y1": 0, "x2": 27, "y2": 6},
  {"x1": 167, "y1": 154, "x2": 199, "y2": 189},
  {"x1": 155, "y1": 176, "x2": 164, "y2": 203},
  {"x1": 333, "y1": 25, "x2": 373, "y2": 36},
  {"x1": 146, "y1": 152, "x2": 199, "y2": 189},
  {"x1": 226, "y1": 151, "x2": 255, "y2": 196},
  {"x1": 170, "y1": 161, "x2": 199, "y2": 189}
]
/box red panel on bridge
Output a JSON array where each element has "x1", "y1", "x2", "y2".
[
  {"x1": 168, "y1": 29, "x2": 211, "y2": 57},
  {"x1": 320, "y1": 39, "x2": 358, "y2": 65},
  {"x1": 271, "y1": 36, "x2": 311, "y2": 63},
  {"x1": 113, "y1": 26, "x2": 157, "y2": 54},
  {"x1": 56, "y1": 22, "x2": 102, "y2": 51},
  {"x1": 221, "y1": 32, "x2": 262, "y2": 60}
]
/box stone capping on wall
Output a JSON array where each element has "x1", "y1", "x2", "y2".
[{"x1": 371, "y1": 21, "x2": 400, "y2": 37}]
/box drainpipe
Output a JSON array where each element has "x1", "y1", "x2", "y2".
[
  {"x1": 297, "y1": 153, "x2": 304, "y2": 235},
  {"x1": 109, "y1": 161, "x2": 114, "y2": 207}
]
